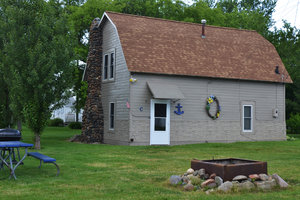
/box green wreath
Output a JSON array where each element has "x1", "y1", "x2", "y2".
[{"x1": 205, "y1": 95, "x2": 221, "y2": 120}]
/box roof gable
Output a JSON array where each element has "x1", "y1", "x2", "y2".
[{"x1": 103, "y1": 12, "x2": 292, "y2": 83}]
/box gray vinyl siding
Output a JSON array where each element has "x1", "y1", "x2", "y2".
[
  {"x1": 102, "y1": 20, "x2": 130, "y2": 145},
  {"x1": 129, "y1": 73, "x2": 286, "y2": 145}
]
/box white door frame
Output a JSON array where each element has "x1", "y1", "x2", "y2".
[{"x1": 150, "y1": 99, "x2": 170, "y2": 145}]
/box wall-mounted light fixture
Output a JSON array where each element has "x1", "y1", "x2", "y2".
[{"x1": 129, "y1": 76, "x2": 137, "y2": 83}]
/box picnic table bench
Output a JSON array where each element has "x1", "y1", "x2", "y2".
[{"x1": 28, "y1": 152, "x2": 60, "y2": 176}]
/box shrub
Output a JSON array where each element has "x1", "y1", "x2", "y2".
[
  {"x1": 48, "y1": 118, "x2": 64, "y2": 127},
  {"x1": 286, "y1": 113, "x2": 300, "y2": 134},
  {"x1": 287, "y1": 135, "x2": 296, "y2": 141},
  {"x1": 190, "y1": 176, "x2": 202, "y2": 186},
  {"x1": 68, "y1": 122, "x2": 82, "y2": 129}
]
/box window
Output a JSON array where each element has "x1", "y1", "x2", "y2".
[
  {"x1": 109, "y1": 102, "x2": 115, "y2": 130},
  {"x1": 103, "y1": 50, "x2": 115, "y2": 81},
  {"x1": 154, "y1": 103, "x2": 167, "y2": 131},
  {"x1": 243, "y1": 105, "x2": 253, "y2": 132}
]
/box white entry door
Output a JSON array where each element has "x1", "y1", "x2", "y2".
[{"x1": 150, "y1": 99, "x2": 170, "y2": 145}]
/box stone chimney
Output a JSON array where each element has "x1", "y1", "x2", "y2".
[{"x1": 71, "y1": 18, "x2": 104, "y2": 143}]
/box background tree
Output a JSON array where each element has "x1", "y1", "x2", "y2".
[
  {"x1": 0, "y1": 4, "x2": 13, "y2": 128},
  {"x1": 268, "y1": 22, "x2": 300, "y2": 118},
  {"x1": 0, "y1": 70, "x2": 13, "y2": 128},
  {"x1": 0, "y1": 0, "x2": 74, "y2": 149},
  {"x1": 215, "y1": 0, "x2": 276, "y2": 37}
]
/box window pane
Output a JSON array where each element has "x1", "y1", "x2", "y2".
[
  {"x1": 244, "y1": 118, "x2": 251, "y2": 130},
  {"x1": 110, "y1": 103, "x2": 114, "y2": 115},
  {"x1": 155, "y1": 104, "x2": 166, "y2": 117},
  {"x1": 110, "y1": 103, "x2": 114, "y2": 129},
  {"x1": 110, "y1": 53, "x2": 114, "y2": 78},
  {"x1": 110, "y1": 66, "x2": 114, "y2": 78},
  {"x1": 155, "y1": 118, "x2": 166, "y2": 131},
  {"x1": 105, "y1": 55, "x2": 108, "y2": 66},
  {"x1": 110, "y1": 116, "x2": 114, "y2": 129},
  {"x1": 244, "y1": 106, "x2": 251, "y2": 117},
  {"x1": 104, "y1": 67, "x2": 108, "y2": 79},
  {"x1": 104, "y1": 55, "x2": 108, "y2": 79},
  {"x1": 110, "y1": 53, "x2": 114, "y2": 66}
]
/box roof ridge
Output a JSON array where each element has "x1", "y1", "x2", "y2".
[{"x1": 105, "y1": 11, "x2": 257, "y2": 33}]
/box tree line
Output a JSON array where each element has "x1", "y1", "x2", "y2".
[{"x1": 0, "y1": 0, "x2": 299, "y2": 148}]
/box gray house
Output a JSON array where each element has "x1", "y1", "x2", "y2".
[{"x1": 81, "y1": 12, "x2": 292, "y2": 145}]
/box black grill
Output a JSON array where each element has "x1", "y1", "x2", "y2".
[{"x1": 0, "y1": 129, "x2": 22, "y2": 141}]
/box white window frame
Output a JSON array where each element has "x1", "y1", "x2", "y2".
[
  {"x1": 102, "y1": 48, "x2": 115, "y2": 81},
  {"x1": 243, "y1": 105, "x2": 253, "y2": 132},
  {"x1": 109, "y1": 102, "x2": 115, "y2": 131}
]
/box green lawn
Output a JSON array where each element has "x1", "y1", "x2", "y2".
[{"x1": 0, "y1": 127, "x2": 300, "y2": 200}]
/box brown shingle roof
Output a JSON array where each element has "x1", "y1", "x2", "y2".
[{"x1": 105, "y1": 12, "x2": 292, "y2": 83}]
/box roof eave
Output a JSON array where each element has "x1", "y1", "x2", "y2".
[{"x1": 130, "y1": 70, "x2": 292, "y2": 84}]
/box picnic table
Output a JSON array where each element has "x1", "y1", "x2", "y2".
[{"x1": 0, "y1": 141, "x2": 33, "y2": 179}]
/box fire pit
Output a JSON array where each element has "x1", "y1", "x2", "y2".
[{"x1": 191, "y1": 158, "x2": 267, "y2": 181}]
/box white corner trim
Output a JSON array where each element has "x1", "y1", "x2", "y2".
[
  {"x1": 99, "y1": 12, "x2": 118, "y2": 32},
  {"x1": 82, "y1": 64, "x2": 86, "y2": 81}
]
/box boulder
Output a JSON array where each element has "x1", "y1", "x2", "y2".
[
  {"x1": 184, "y1": 183, "x2": 194, "y2": 191},
  {"x1": 255, "y1": 179, "x2": 276, "y2": 191},
  {"x1": 217, "y1": 181, "x2": 233, "y2": 192},
  {"x1": 209, "y1": 173, "x2": 216, "y2": 179},
  {"x1": 268, "y1": 179, "x2": 277, "y2": 188},
  {"x1": 272, "y1": 174, "x2": 289, "y2": 188},
  {"x1": 232, "y1": 175, "x2": 248, "y2": 182},
  {"x1": 187, "y1": 168, "x2": 194, "y2": 174},
  {"x1": 193, "y1": 170, "x2": 199, "y2": 176},
  {"x1": 249, "y1": 174, "x2": 259, "y2": 181},
  {"x1": 204, "y1": 174, "x2": 210, "y2": 180},
  {"x1": 199, "y1": 168, "x2": 205, "y2": 175},
  {"x1": 199, "y1": 169, "x2": 206, "y2": 179},
  {"x1": 182, "y1": 176, "x2": 189, "y2": 183},
  {"x1": 236, "y1": 180, "x2": 255, "y2": 191},
  {"x1": 201, "y1": 179, "x2": 215, "y2": 187},
  {"x1": 215, "y1": 176, "x2": 223, "y2": 186},
  {"x1": 169, "y1": 175, "x2": 182, "y2": 185},
  {"x1": 259, "y1": 174, "x2": 269, "y2": 181},
  {"x1": 207, "y1": 182, "x2": 217, "y2": 189}
]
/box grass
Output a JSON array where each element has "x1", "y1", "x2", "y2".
[{"x1": 0, "y1": 127, "x2": 300, "y2": 200}]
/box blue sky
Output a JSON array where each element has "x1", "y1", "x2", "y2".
[{"x1": 273, "y1": 0, "x2": 300, "y2": 29}]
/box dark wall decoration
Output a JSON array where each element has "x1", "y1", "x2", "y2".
[{"x1": 206, "y1": 95, "x2": 221, "y2": 120}]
